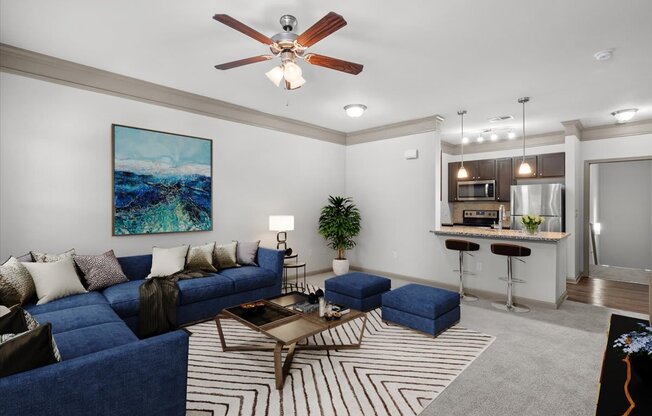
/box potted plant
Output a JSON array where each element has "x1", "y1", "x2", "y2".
[
  {"x1": 614, "y1": 323, "x2": 652, "y2": 383},
  {"x1": 318, "y1": 196, "x2": 361, "y2": 275},
  {"x1": 521, "y1": 214, "x2": 544, "y2": 234}
]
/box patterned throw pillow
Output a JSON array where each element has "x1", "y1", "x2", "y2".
[
  {"x1": 186, "y1": 243, "x2": 217, "y2": 272},
  {"x1": 234, "y1": 240, "x2": 260, "y2": 266},
  {"x1": 73, "y1": 250, "x2": 129, "y2": 291},
  {"x1": 213, "y1": 242, "x2": 238, "y2": 270},
  {"x1": 31, "y1": 248, "x2": 76, "y2": 263},
  {"x1": 0, "y1": 257, "x2": 36, "y2": 306}
]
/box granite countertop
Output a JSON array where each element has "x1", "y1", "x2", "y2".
[{"x1": 431, "y1": 226, "x2": 570, "y2": 242}]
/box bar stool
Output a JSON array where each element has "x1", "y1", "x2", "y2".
[
  {"x1": 445, "y1": 239, "x2": 480, "y2": 302},
  {"x1": 490, "y1": 243, "x2": 531, "y2": 313}
]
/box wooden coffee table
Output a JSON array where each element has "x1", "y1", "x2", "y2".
[{"x1": 214, "y1": 292, "x2": 367, "y2": 389}]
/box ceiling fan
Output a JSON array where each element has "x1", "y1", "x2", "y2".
[{"x1": 213, "y1": 12, "x2": 363, "y2": 90}]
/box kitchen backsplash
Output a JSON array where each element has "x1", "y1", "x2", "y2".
[{"x1": 450, "y1": 202, "x2": 510, "y2": 225}]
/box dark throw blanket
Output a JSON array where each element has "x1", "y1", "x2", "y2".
[{"x1": 138, "y1": 270, "x2": 211, "y2": 338}]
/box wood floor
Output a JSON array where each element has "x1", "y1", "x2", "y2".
[{"x1": 567, "y1": 276, "x2": 649, "y2": 314}]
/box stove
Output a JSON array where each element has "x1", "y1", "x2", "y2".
[{"x1": 462, "y1": 210, "x2": 499, "y2": 227}]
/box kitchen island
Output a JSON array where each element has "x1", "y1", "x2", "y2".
[{"x1": 431, "y1": 226, "x2": 570, "y2": 307}]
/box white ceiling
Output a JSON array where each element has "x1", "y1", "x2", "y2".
[{"x1": 1, "y1": 0, "x2": 651, "y2": 144}]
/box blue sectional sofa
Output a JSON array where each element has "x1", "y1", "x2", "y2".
[{"x1": 0, "y1": 247, "x2": 285, "y2": 416}]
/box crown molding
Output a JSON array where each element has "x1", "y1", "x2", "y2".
[
  {"x1": 345, "y1": 115, "x2": 444, "y2": 145},
  {"x1": 561, "y1": 119, "x2": 584, "y2": 138},
  {"x1": 579, "y1": 118, "x2": 652, "y2": 141},
  {"x1": 0, "y1": 43, "x2": 346, "y2": 145},
  {"x1": 442, "y1": 131, "x2": 565, "y2": 155}
]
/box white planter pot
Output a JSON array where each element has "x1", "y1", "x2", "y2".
[{"x1": 332, "y1": 259, "x2": 350, "y2": 275}]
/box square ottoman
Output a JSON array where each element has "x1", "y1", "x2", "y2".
[
  {"x1": 382, "y1": 284, "x2": 460, "y2": 336},
  {"x1": 325, "y1": 272, "x2": 391, "y2": 311}
]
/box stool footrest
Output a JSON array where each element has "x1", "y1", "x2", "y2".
[{"x1": 498, "y1": 277, "x2": 527, "y2": 283}]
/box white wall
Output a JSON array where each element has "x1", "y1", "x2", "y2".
[
  {"x1": 345, "y1": 132, "x2": 442, "y2": 278},
  {"x1": 0, "y1": 73, "x2": 345, "y2": 272},
  {"x1": 594, "y1": 160, "x2": 652, "y2": 270}
]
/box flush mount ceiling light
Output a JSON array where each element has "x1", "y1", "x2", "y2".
[
  {"x1": 488, "y1": 115, "x2": 514, "y2": 123},
  {"x1": 457, "y1": 110, "x2": 469, "y2": 179},
  {"x1": 213, "y1": 12, "x2": 363, "y2": 91},
  {"x1": 593, "y1": 49, "x2": 614, "y2": 61},
  {"x1": 517, "y1": 97, "x2": 532, "y2": 175},
  {"x1": 611, "y1": 108, "x2": 638, "y2": 124},
  {"x1": 344, "y1": 104, "x2": 367, "y2": 118}
]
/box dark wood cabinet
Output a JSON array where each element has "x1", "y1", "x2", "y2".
[
  {"x1": 513, "y1": 156, "x2": 538, "y2": 178},
  {"x1": 495, "y1": 158, "x2": 513, "y2": 202},
  {"x1": 538, "y1": 152, "x2": 565, "y2": 177},
  {"x1": 448, "y1": 162, "x2": 461, "y2": 202},
  {"x1": 447, "y1": 151, "x2": 565, "y2": 203},
  {"x1": 476, "y1": 159, "x2": 496, "y2": 180}
]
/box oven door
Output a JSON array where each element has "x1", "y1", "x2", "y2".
[{"x1": 457, "y1": 180, "x2": 496, "y2": 201}]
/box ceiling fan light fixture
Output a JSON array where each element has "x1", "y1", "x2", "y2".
[
  {"x1": 283, "y1": 61, "x2": 303, "y2": 83},
  {"x1": 344, "y1": 104, "x2": 367, "y2": 118},
  {"x1": 287, "y1": 76, "x2": 306, "y2": 90},
  {"x1": 265, "y1": 65, "x2": 284, "y2": 87}
]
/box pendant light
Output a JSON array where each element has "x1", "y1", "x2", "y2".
[
  {"x1": 457, "y1": 110, "x2": 468, "y2": 179},
  {"x1": 517, "y1": 97, "x2": 532, "y2": 175}
]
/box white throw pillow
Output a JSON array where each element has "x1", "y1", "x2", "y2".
[
  {"x1": 148, "y1": 245, "x2": 189, "y2": 278},
  {"x1": 21, "y1": 258, "x2": 87, "y2": 305}
]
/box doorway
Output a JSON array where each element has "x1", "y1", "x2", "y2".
[{"x1": 585, "y1": 158, "x2": 652, "y2": 285}]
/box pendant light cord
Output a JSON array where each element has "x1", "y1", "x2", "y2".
[
  {"x1": 522, "y1": 100, "x2": 526, "y2": 162},
  {"x1": 460, "y1": 112, "x2": 464, "y2": 166}
]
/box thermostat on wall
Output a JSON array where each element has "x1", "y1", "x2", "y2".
[{"x1": 404, "y1": 149, "x2": 418, "y2": 160}]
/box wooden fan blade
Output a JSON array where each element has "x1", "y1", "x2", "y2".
[
  {"x1": 213, "y1": 14, "x2": 274, "y2": 45},
  {"x1": 215, "y1": 55, "x2": 274, "y2": 70},
  {"x1": 296, "y1": 12, "x2": 347, "y2": 48},
  {"x1": 304, "y1": 54, "x2": 363, "y2": 75}
]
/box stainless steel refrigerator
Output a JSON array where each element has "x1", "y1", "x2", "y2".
[{"x1": 510, "y1": 184, "x2": 565, "y2": 232}]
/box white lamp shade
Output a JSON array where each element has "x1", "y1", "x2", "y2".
[
  {"x1": 265, "y1": 66, "x2": 284, "y2": 87},
  {"x1": 283, "y1": 62, "x2": 303, "y2": 83},
  {"x1": 287, "y1": 76, "x2": 306, "y2": 90},
  {"x1": 518, "y1": 161, "x2": 532, "y2": 175},
  {"x1": 269, "y1": 215, "x2": 294, "y2": 231},
  {"x1": 457, "y1": 166, "x2": 469, "y2": 179}
]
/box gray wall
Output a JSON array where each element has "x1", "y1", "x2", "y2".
[
  {"x1": 0, "y1": 73, "x2": 345, "y2": 271},
  {"x1": 595, "y1": 160, "x2": 652, "y2": 270}
]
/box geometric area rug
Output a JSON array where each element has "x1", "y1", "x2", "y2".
[{"x1": 185, "y1": 308, "x2": 494, "y2": 416}]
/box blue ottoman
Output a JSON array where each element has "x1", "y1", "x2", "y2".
[
  {"x1": 382, "y1": 284, "x2": 460, "y2": 336},
  {"x1": 325, "y1": 272, "x2": 391, "y2": 311}
]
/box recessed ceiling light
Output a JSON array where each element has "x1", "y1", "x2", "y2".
[
  {"x1": 594, "y1": 49, "x2": 614, "y2": 61},
  {"x1": 611, "y1": 108, "x2": 638, "y2": 123},
  {"x1": 508, "y1": 130, "x2": 516, "y2": 139},
  {"x1": 344, "y1": 104, "x2": 367, "y2": 118},
  {"x1": 488, "y1": 115, "x2": 514, "y2": 123},
  {"x1": 477, "y1": 135, "x2": 484, "y2": 143},
  {"x1": 490, "y1": 133, "x2": 498, "y2": 141}
]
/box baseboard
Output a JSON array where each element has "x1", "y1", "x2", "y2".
[
  {"x1": 566, "y1": 272, "x2": 582, "y2": 284},
  {"x1": 350, "y1": 266, "x2": 561, "y2": 309},
  {"x1": 306, "y1": 268, "x2": 331, "y2": 277}
]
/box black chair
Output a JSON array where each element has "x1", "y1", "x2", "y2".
[
  {"x1": 445, "y1": 239, "x2": 480, "y2": 301},
  {"x1": 490, "y1": 243, "x2": 531, "y2": 312}
]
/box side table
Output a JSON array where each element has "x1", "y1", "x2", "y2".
[{"x1": 283, "y1": 254, "x2": 306, "y2": 290}]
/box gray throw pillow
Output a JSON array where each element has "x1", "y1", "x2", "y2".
[
  {"x1": 0, "y1": 257, "x2": 36, "y2": 306},
  {"x1": 73, "y1": 250, "x2": 129, "y2": 291},
  {"x1": 31, "y1": 248, "x2": 76, "y2": 263},
  {"x1": 213, "y1": 242, "x2": 238, "y2": 269},
  {"x1": 234, "y1": 240, "x2": 260, "y2": 266},
  {"x1": 186, "y1": 243, "x2": 217, "y2": 272}
]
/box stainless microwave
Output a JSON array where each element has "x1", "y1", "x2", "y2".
[{"x1": 457, "y1": 180, "x2": 496, "y2": 201}]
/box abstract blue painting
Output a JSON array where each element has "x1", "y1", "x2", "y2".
[{"x1": 112, "y1": 124, "x2": 212, "y2": 235}]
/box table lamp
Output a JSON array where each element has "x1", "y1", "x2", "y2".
[{"x1": 269, "y1": 215, "x2": 294, "y2": 252}]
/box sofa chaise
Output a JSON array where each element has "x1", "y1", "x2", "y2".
[{"x1": 0, "y1": 247, "x2": 285, "y2": 416}]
